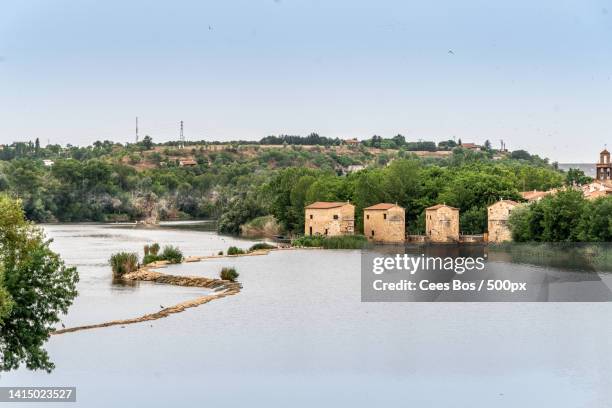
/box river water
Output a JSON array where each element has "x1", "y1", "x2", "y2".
[{"x1": 1, "y1": 223, "x2": 611, "y2": 407}]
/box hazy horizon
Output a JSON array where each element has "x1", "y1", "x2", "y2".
[{"x1": 1, "y1": 1, "x2": 611, "y2": 162}]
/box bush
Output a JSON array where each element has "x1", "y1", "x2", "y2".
[
  {"x1": 149, "y1": 243, "x2": 160, "y2": 256},
  {"x1": 248, "y1": 242, "x2": 276, "y2": 252},
  {"x1": 227, "y1": 246, "x2": 245, "y2": 255},
  {"x1": 109, "y1": 252, "x2": 139, "y2": 277},
  {"x1": 218, "y1": 251, "x2": 223, "y2": 255},
  {"x1": 220, "y1": 267, "x2": 239, "y2": 282},
  {"x1": 160, "y1": 245, "x2": 183, "y2": 264},
  {"x1": 142, "y1": 254, "x2": 161, "y2": 265},
  {"x1": 292, "y1": 235, "x2": 368, "y2": 249}
]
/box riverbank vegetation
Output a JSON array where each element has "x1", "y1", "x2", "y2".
[
  {"x1": 292, "y1": 235, "x2": 369, "y2": 249},
  {"x1": 508, "y1": 190, "x2": 612, "y2": 242},
  {"x1": 489, "y1": 242, "x2": 612, "y2": 271},
  {"x1": 227, "y1": 246, "x2": 245, "y2": 255},
  {"x1": 0, "y1": 195, "x2": 78, "y2": 372},
  {"x1": 141, "y1": 244, "x2": 184, "y2": 265},
  {"x1": 109, "y1": 252, "x2": 139, "y2": 277}
]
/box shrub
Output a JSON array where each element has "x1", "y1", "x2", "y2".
[
  {"x1": 144, "y1": 245, "x2": 150, "y2": 256},
  {"x1": 109, "y1": 252, "x2": 139, "y2": 277},
  {"x1": 248, "y1": 242, "x2": 276, "y2": 252},
  {"x1": 160, "y1": 245, "x2": 183, "y2": 264},
  {"x1": 142, "y1": 254, "x2": 161, "y2": 265},
  {"x1": 220, "y1": 267, "x2": 239, "y2": 282},
  {"x1": 149, "y1": 243, "x2": 160, "y2": 256},
  {"x1": 218, "y1": 251, "x2": 223, "y2": 255},
  {"x1": 227, "y1": 246, "x2": 245, "y2": 255},
  {"x1": 292, "y1": 235, "x2": 368, "y2": 249}
]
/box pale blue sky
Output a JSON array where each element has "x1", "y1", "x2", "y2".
[{"x1": 1, "y1": 0, "x2": 611, "y2": 162}]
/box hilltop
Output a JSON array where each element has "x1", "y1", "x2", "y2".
[{"x1": 0, "y1": 135, "x2": 575, "y2": 237}]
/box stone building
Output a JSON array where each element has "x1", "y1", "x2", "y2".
[
  {"x1": 304, "y1": 202, "x2": 355, "y2": 236},
  {"x1": 596, "y1": 149, "x2": 611, "y2": 182},
  {"x1": 425, "y1": 204, "x2": 460, "y2": 243},
  {"x1": 487, "y1": 200, "x2": 520, "y2": 243},
  {"x1": 363, "y1": 203, "x2": 405, "y2": 244}
]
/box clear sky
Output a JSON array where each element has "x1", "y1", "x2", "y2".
[{"x1": 1, "y1": 0, "x2": 611, "y2": 162}]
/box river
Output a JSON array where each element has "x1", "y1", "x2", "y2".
[{"x1": 1, "y1": 222, "x2": 611, "y2": 407}]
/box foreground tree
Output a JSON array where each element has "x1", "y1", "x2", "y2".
[{"x1": 0, "y1": 195, "x2": 78, "y2": 372}]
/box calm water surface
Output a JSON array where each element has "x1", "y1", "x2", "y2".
[{"x1": 1, "y1": 223, "x2": 611, "y2": 407}]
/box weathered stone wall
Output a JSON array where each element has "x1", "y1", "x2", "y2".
[
  {"x1": 364, "y1": 206, "x2": 405, "y2": 243},
  {"x1": 304, "y1": 205, "x2": 355, "y2": 236},
  {"x1": 487, "y1": 201, "x2": 519, "y2": 243},
  {"x1": 425, "y1": 207, "x2": 460, "y2": 243}
]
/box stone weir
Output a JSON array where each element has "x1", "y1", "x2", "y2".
[{"x1": 52, "y1": 268, "x2": 241, "y2": 335}]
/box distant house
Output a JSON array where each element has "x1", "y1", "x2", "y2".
[
  {"x1": 460, "y1": 143, "x2": 481, "y2": 151},
  {"x1": 520, "y1": 190, "x2": 553, "y2": 202},
  {"x1": 43, "y1": 159, "x2": 54, "y2": 167},
  {"x1": 425, "y1": 204, "x2": 460, "y2": 243},
  {"x1": 487, "y1": 200, "x2": 520, "y2": 243},
  {"x1": 304, "y1": 201, "x2": 355, "y2": 236},
  {"x1": 364, "y1": 203, "x2": 405, "y2": 243},
  {"x1": 343, "y1": 138, "x2": 360, "y2": 146},
  {"x1": 179, "y1": 159, "x2": 197, "y2": 167}
]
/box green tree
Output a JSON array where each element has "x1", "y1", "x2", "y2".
[
  {"x1": 577, "y1": 197, "x2": 612, "y2": 242},
  {"x1": 565, "y1": 168, "x2": 592, "y2": 186},
  {"x1": 0, "y1": 195, "x2": 79, "y2": 372}
]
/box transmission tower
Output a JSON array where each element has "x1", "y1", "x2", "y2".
[{"x1": 179, "y1": 120, "x2": 185, "y2": 149}]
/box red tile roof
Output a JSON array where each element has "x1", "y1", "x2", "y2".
[
  {"x1": 364, "y1": 203, "x2": 401, "y2": 211},
  {"x1": 520, "y1": 190, "x2": 551, "y2": 201},
  {"x1": 305, "y1": 201, "x2": 351, "y2": 209},
  {"x1": 491, "y1": 199, "x2": 519, "y2": 206},
  {"x1": 426, "y1": 204, "x2": 459, "y2": 211}
]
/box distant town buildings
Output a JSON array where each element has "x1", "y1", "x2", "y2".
[
  {"x1": 304, "y1": 201, "x2": 355, "y2": 236},
  {"x1": 581, "y1": 181, "x2": 612, "y2": 200},
  {"x1": 42, "y1": 159, "x2": 54, "y2": 167},
  {"x1": 487, "y1": 200, "x2": 520, "y2": 243},
  {"x1": 363, "y1": 203, "x2": 405, "y2": 243},
  {"x1": 425, "y1": 204, "x2": 460, "y2": 243},
  {"x1": 520, "y1": 190, "x2": 553, "y2": 202}
]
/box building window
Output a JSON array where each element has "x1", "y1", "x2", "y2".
[
  {"x1": 366, "y1": 214, "x2": 369, "y2": 219},
  {"x1": 371, "y1": 230, "x2": 375, "y2": 236},
  {"x1": 383, "y1": 213, "x2": 387, "y2": 220},
  {"x1": 325, "y1": 229, "x2": 328, "y2": 235},
  {"x1": 333, "y1": 214, "x2": 339, "y2": 220},
  {"x1": 309, "y1": 226, "x2": 312, "y2": 235},
  {"x1": 309, "y1": 214, "x2": 313, "y2": 219}
]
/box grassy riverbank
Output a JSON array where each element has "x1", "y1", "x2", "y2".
[{"x1": 292, "y1": 235, "x2": 369, "y2": 249}]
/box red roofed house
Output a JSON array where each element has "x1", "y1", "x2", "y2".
[
  {"x1": 363, "y1": 203, "x2": 405, "y2": 243},
  {"x1": 179, "y1": 159, "x2": 197, "y2": 167},
  {"x1": 487, "y1": 200, "x2": 520, "y2": 243},
  {"x1": 425, "y1": 204, "x2": 460, "y2": 243},
  {"x1": 460, "y1": 143, "x2": 481, "y2": 151},
  {"x1": 304, "y1": 201, "x2": 355, "y2": 236}
]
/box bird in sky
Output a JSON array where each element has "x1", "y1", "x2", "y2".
[{"x1": 448, "y1": 50, "x2": 455, "y2": 55}]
